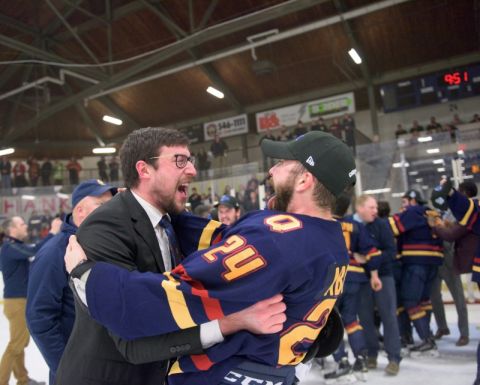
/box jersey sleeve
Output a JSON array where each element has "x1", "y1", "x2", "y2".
[
  {"x1": 352, "y1": 222, "x2": 382, "y2": 271},
  {"x1": 448, "y1": 190, "x2": 479, "y2": 230},
  {"x1": 388, "y1": 208, "x2": 424, "y2": 236},
  {"x1": 171, "y1": 213, "x2": 225, "y2": 256}
]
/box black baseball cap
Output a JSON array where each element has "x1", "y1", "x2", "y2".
[
  {"x1": 402, "y1": 189, "x2": 426, "y2": 204},
  {"x1": 261, "y1": 131, "x2": 356, "y2": 197},
  {"x1": 214, "y1": 195, "x2": 240, "y2": 209}
]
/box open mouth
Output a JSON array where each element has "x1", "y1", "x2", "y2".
[{"x1": 177, "y1": 183, "x2": 189, "y2": 197}]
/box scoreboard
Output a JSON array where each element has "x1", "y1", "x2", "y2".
[{"x1": 380, "y1": 63, "x2": 480, "y2": 112}]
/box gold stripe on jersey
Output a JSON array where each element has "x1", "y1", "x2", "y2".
[
  {"x1": 347, "y1": 265, "x2": 365, "y2": 273},
  {"x1": 365, "y1": 250, "x2": 381, "y2": 261},
  {"x1": 169, "y1": 361, "x2": 182, "y2": 375},
  {"x1": 401, "y1": 251, "x2": 443, "y2": 257},
  {"x1": 161, "y1": 272, "x2": 196, "y2": 329},
  {"x1": 459, "y1": 198, "x2": 475, "y2": 226},
  {"x1": 409, "y1": 310, "x2": 426, "y2": 321},
  {"x1": 389, "y1": 217, "x2": 399, "y2": 236},
  {"x1": 198, "y1": 220, "x2": 222, "y2": 250}
]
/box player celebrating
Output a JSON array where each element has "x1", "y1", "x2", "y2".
[{"x1": 65, "y1": 131, "x2": 356, "y2": 385}]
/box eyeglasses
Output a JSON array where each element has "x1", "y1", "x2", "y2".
[{"x1": 149, "y1": 154, "x2": 195, "y2": 169}]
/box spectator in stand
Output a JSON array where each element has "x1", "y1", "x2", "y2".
[
  {"x1": 66, "y1": 157, "x2": 82, "y2": 186},
  {"x1": 243, "y1": 189, "x2": 260, "y2": 213},
  {"x1": 452, "y1": 113, "x2": 464, "y2": 126},
  {"x1": 445, "y1": 123, "x2": 458, "y2": 141},
  {"x1": 0, "y1": 156, "x2": 12, "y2": 189},
  {"x1": 13, "y1": 160, "x2": 28, "y2": 188},
  {"x1": 277, "y1": 126, "x2": 292, "y2": 141},
  {"x1": 210, "y1": 134, "x2": 228, "y2": 171},
  {"x1": 395, "y1": 124, "x2": 408, "y2": 139},
  {"x1": 293, "y1": 120, "x2": 307, "y2": 138},
  {"x1": 196, "y1": 148, "x2": 210, "y2": 178},
  {"x1": 426, "y1": 117, "x2": 442, "y2": 134},
  {"x1": 409, "y1": 120, "x2": 424, "y2": 137},
  {"x1": 52, "y1": 160, "x2": 64, "y2": 185},
  {"x1": 97, "y1": 156, "x2": 108, "y2": 182},
  {"x1": 108, "y1": 156, "x2": 120, "y2": 182},
  {"x1": 329, "y1": 118, "x2": 343, "y2": 140},
  {"x1": 188, "y1": 187, "x2": 203, "y2": 213},
  {"x1": 260, "y1": 128, "x2": 276, "y2": 171},
  {"x1": 41, "y1": 158, "x2": 53, "y2": 186},
  {"x1": 342, "y1": 114, "x2": 356, "y2": 156},
  {"x1": 470, "y1": 113, "x2": 480, "y2": 123},
  {"x1": 27, "y1": 157, "x2": 40, "y2": 187},
  {"x1": 311, "y1": 117, "x2": 328, "y2": 132}
]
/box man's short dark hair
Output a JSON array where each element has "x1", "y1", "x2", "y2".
[
  {"x1": 459, "y1": 181, "x2": 478, "y2": 198},
  {"x1": 120, "y1": 127, "x2": 189, "y2": 188}
]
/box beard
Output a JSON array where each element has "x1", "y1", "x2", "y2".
[{"x1": 272, "y1": 179, "x2": 295, "y2": 212}]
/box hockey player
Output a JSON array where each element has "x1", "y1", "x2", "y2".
[
  {"x1": 431, "y1": 178, "x2": 480, "y2": 385},
  {"x1": 65, "y1": 131, "x2": 356, "y2": 385},
  {"x1": 389, "y1": 190, "x2": 444, "y2": 354},
  {"x1": 324, "y1": 194, "x2": 382, "y2": 382}
]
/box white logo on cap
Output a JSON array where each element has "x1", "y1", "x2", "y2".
[
  {"x1": 348, "y1": 169, "x2": 357, "y2": 178},
  {"x1": 306, "y1": 156, "x2": 315, "y2": 166}
]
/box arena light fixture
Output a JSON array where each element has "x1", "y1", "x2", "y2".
[
  {"x1": 206, "y1": 86, "x2": 224, "y2": 99},
  {"x1": 457, "y1": 150, "x2": 465, "y2": 155},
  {"x1": 392, "y1": 161, "x2": 409, "y2": 168},
  {"x1": 56, "y1": 193, "x2": 70, "y2": 199},
  {"x1": 437, "y1": 167, "x2": 445, "y2": 172},
  {"x1": 408, "y1": 171, "x2": 419, "y2": 176},
  {"x1": 0, "y1": 147, "x2": 15, "y2": 156},
  {"x1": 21, "y1": 195, "x2": 35, "y2": 200},
  {"x1": 391, "y1": 192, "x2": 405, "y2": 198},
  {"x1": 426, "y1": 148, "x2": 440, "y2": 154},
  {"x1": 432, "y1": 159, "x2": 444, "y2": 164},
  {"x1": 102, "y1": 115, "x2": 123, "y2": 125},
  {"x1": 417, "y1": 136, "x2": 432, "y2": 143},
  {"x1": 348, "y1": 48, "x2": 362, "y2": 64},
  {"x1": 92, "y1": 147, "x2": 116, "y2": 154}
]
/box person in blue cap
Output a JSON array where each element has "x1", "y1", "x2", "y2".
[
  {"x1": 0, "y1": 214, "x2": 62, "y2": 385},
  {"x1": 26, "y1": 179, "x2": 116, "y2": 385},
  {"x1": 215, "y1": 195, "x2": 241, "y2": 226}
]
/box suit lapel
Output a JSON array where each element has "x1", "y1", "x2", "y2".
[{"x1": 124, "y1": 190, "x2": 166, "y2": 272}]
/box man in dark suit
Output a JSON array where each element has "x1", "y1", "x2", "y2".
[{"x1": 56, "y1": 128, "x2": 282, "y2": 385}]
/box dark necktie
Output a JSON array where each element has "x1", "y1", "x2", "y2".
[{"x1": 159, "y1": 216, "x2": 182, "y2": 268}]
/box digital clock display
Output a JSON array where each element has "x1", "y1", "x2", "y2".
[{"x1": 442, "y1": 71, "x2": 469, "y2": 86}]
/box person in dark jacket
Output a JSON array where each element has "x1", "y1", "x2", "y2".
[
  {"x1": 0, "y1": 215, "x2": 62, "y2": 385},
  {"x1": 26, "y1": 179, "x2": 117, "y2": 385},
  {"x1": 353, "y1": 195, "x2": 401, "y2": 375}
]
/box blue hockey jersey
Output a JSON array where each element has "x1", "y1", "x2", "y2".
[
  {"x1": 388, "y1": 205, "x2": 443, "y2": 265},
  {"x1": 84, "y1": 210, "x2": 349, "y2": 385}
]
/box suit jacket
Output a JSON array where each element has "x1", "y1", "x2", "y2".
[{"x1": 55, "y1": 190, "x2": 203, "y2": 385}]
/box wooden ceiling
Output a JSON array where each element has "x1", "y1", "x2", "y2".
[{"x1": 0, "y1": 0, "x2": 479, "y2": 158}]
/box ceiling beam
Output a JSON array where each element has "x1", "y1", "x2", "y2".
[
  {"x1": 142, "y1": 0, "x2": 243, "y2": 111},
  {"x1": 46, "y1": 0, "x2": 105, "y2": 69},
  {"x1": 61, "y1": 0, "x2": 109, "y2": 26},
  {"x1": 196, "y1": 0, "x2": 219, "y2": 31},
  {"x1": 1, "y1": 0, "x2": 402, "y2": 144},
  {"x1": 0, "y1": 34, "x2": 107, "y2": 81},
  {"x1": 55, "y1": 0, "x2": 145, "y2": 42}
]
